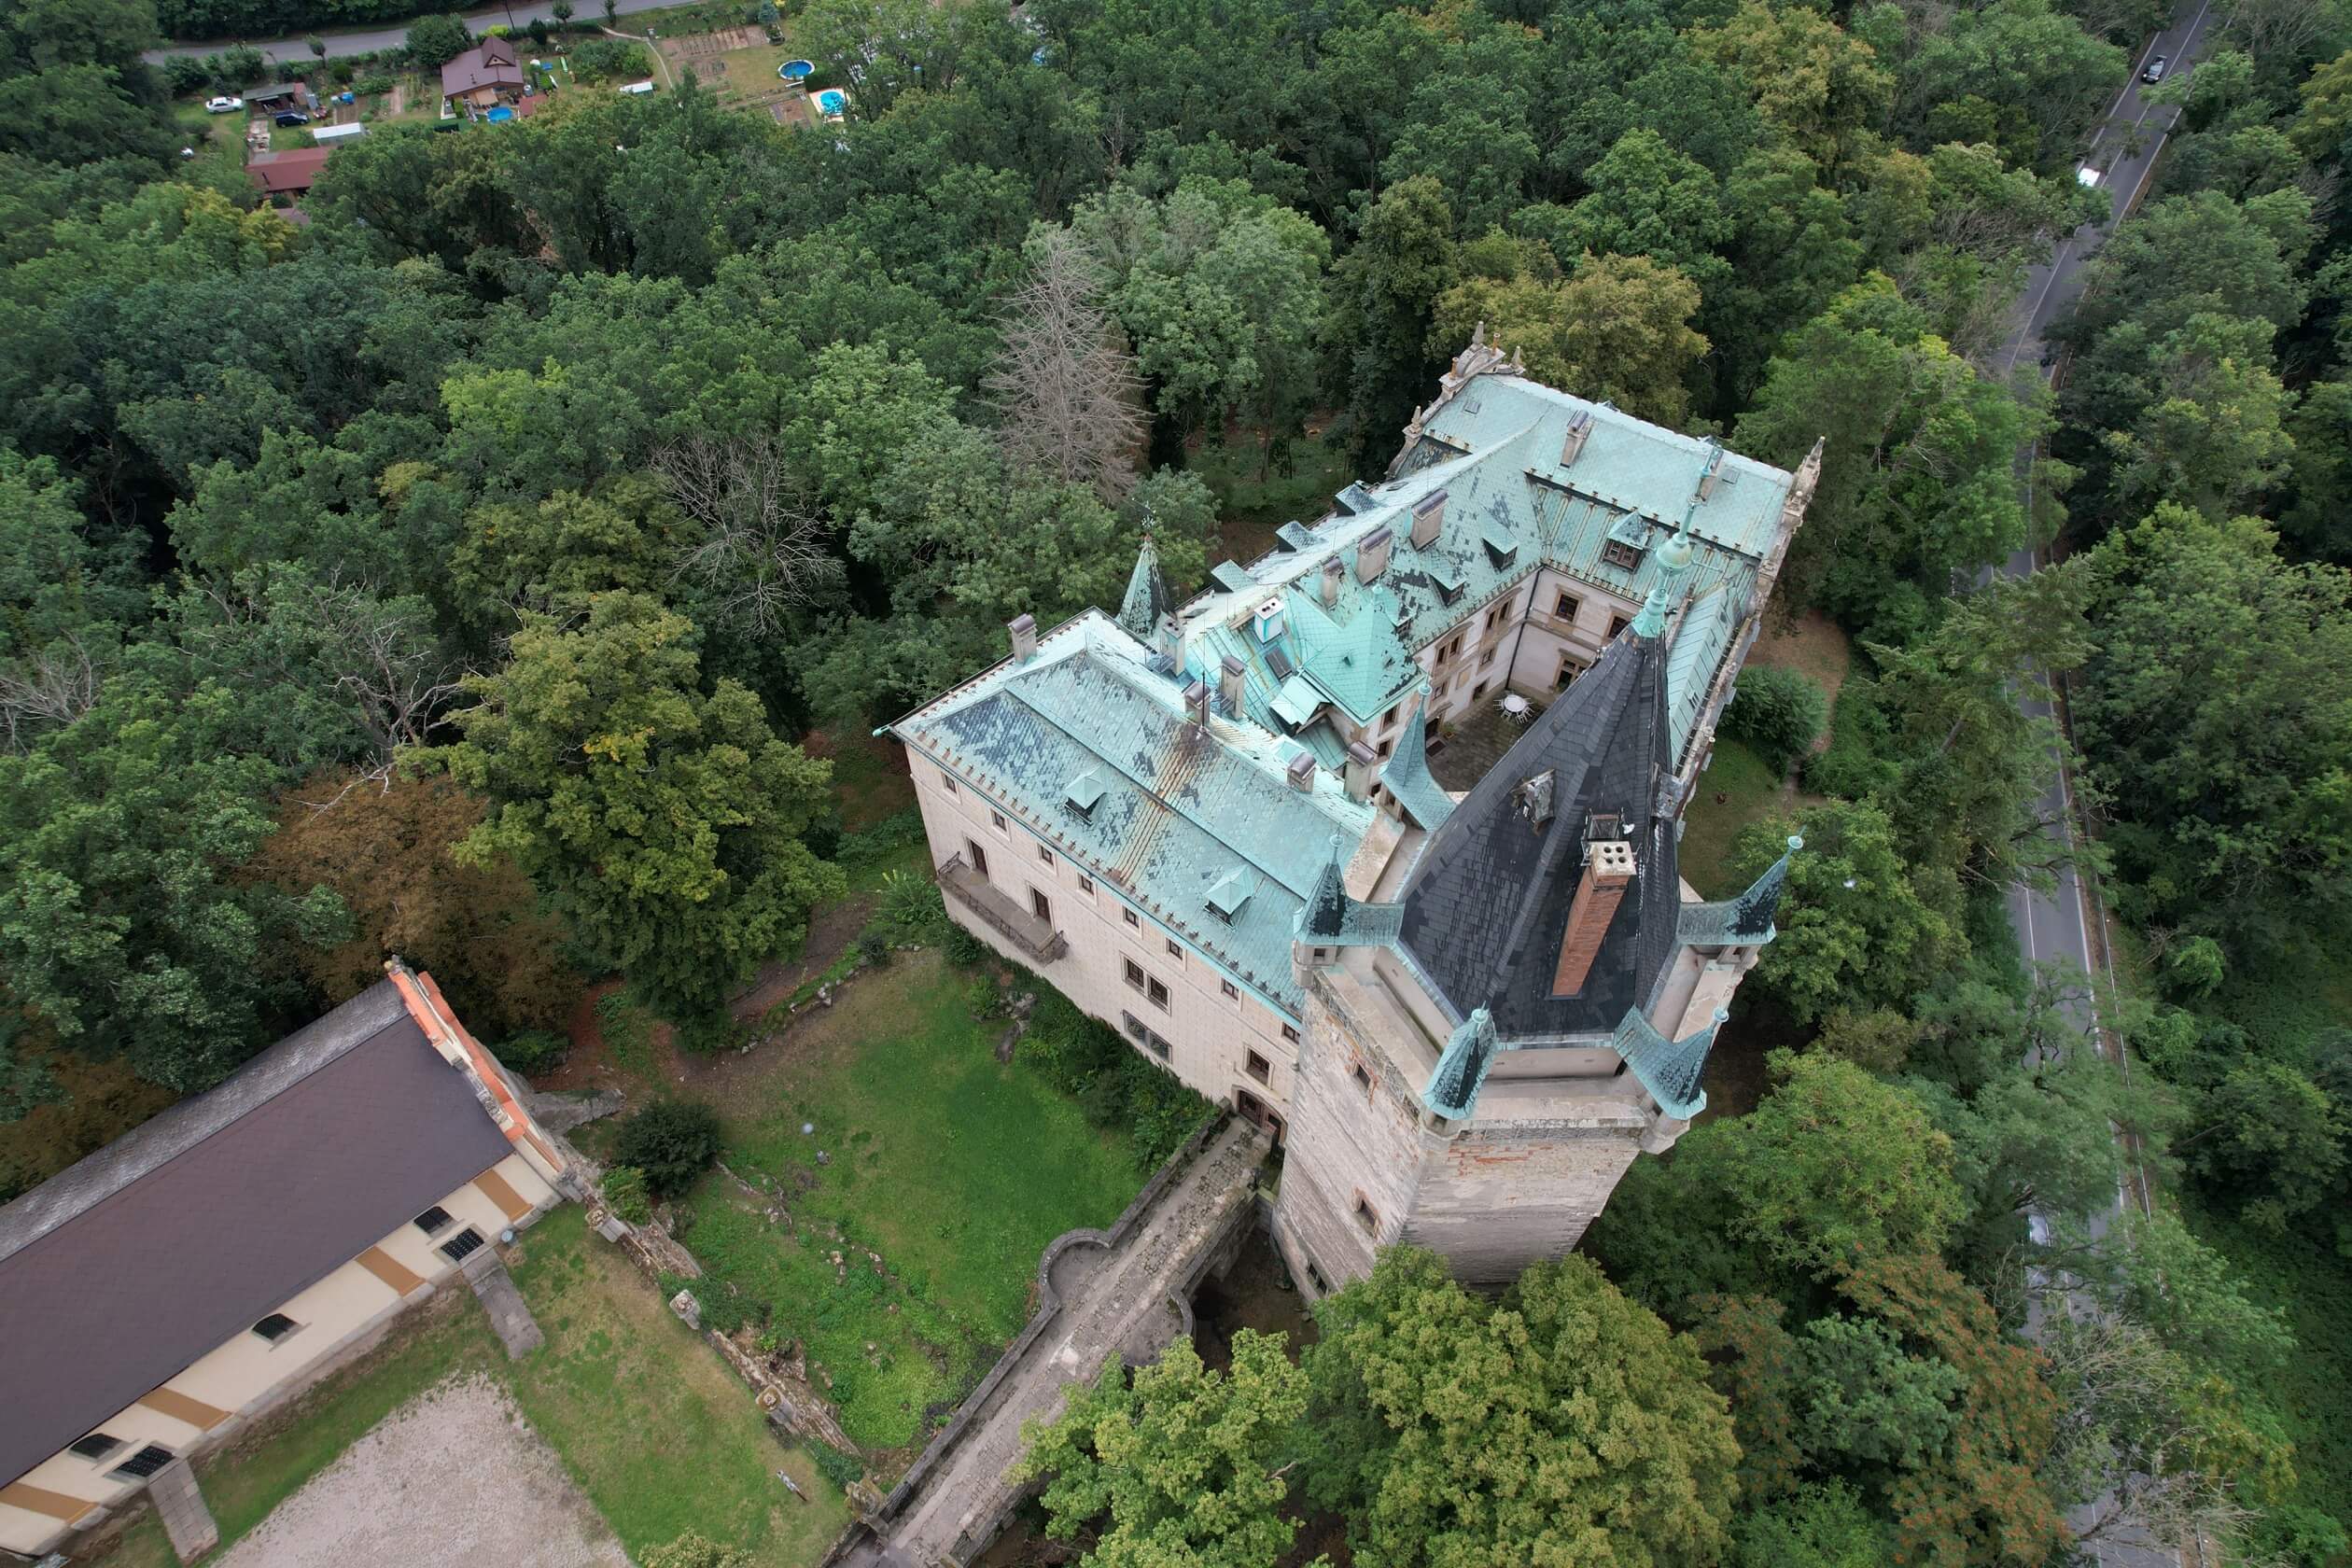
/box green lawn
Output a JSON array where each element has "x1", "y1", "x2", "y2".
[
  {"x1": 1678, "y1": 737, "x2": 1784, "y2": 897},
  {"x1": 91, "y1": 1207, "x2": 847, "y2": 1568},
  {"x1": 681, "y1": 950, "x2": 1142, "y2": 1454}
]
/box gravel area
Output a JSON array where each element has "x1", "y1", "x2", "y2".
[{"x1": 215, "y1": 1377, "x2": 631, "y2": 1568}]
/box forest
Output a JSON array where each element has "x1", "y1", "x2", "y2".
[{"x1": 2, "y1": 0, "x2": 2350, "y2": 1561}]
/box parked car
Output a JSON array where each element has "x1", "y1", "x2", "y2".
[
  {"x1": 273, "y1": 111, "x2": 311, "y2": 126},
  {"x1": 203, "y1": 95, "x2": 242, "y2": 112},
  {"x1": 2141, "y1": 55, "x2": 2167, "y2": 82}
]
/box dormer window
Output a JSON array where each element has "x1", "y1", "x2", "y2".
[{"x1": 1602, "y1": 538, "x2": 1644, "y2": 571}]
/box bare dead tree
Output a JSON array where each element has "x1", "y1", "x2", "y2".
[
  {"x1": 0, "y1": 637, "x2": 104, "y2": 750},
  {"x1": 986, "y1": 228, "x2": 1147, "y2": 503},
  {"x1": 653, "y1": 434, "x2": 843, "y2": 638}
]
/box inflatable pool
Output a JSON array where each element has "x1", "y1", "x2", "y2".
[{"x1": 778, "y1": 58, "x2": 814, "y2": 80}]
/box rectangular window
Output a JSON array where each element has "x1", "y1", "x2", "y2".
[
  {"x1": 968, "y1": 838, "x2": 990, "y2": 878},
  {"x1": 1121, "y1": 1011, "x2": 1173, "y2": 1059},
  {"x1": 1554, "y1": 590, "x2": 1580, "y2": 621},
  {"x1": 1602, "y1": 539, "x2": 1644, "y2": 570},
  {"x1": 1608, "y1": 614, "x2": 1631, "y2": 640},
  {"x1": 1123, "y1": 908, "x2": 1140, "y2": 930},
  {"x1": 1283, "y1": 1024, "x2": 1302, "y2": 1044},
  {"x1": 990, "y1": 809, "x2": 1008, "y2": 833},
  {"x1": 1037, "y1": 845, "x2": 1054, "y2": 866},
  {"x1": 1471, "y1": 679, "x2": 1490, "y2": 701},
  {"x1": 1305, "y1": 1259, "x2": 1330, "y2": 1293},
  {"x1": 1484, "y1": 605, "x2": 1505, "y2": 632},
  {"x1": 1377, "y1": 736, "x2": 1393, "y2": 759},
  {"x1": 439, "y1": 1227, "x2": 487, "y2": 1265},
  {"x1": 941, "y1": 771, "x2": 958, "y2": 793},
  {"x1": 413, "y1": 1205, "x2": 454, "y2": 1236},
  {"x1": 1480, "y1": 647, "x2": 1496, "y2": 669},
  {"x1": 111, "y1": 1445, "x2": 175, "y2": 1482},
  {"x1": 1352, "y1": 1063, "x2": 1372, "y2": 1095},
  {"x1": 69, "y1": 1433, "x2": 124, "y2": 1462},
  {"x1": 1147, "y1": 977, "x2": 1170, "y2": 1011},
  {"x1": 1077, "y1": 875, "x2": 1095, "y2": 895},
  {"x1": 251, "y1": 1312, "x2": 299, "y2": 1344},
  {"x1": 1354, "y1": 1196, "x2": 1380, "y2": 1235},
  {"x1": 1555, "y1": 654, "x2": 1581, "y2": 692},
  {"x1": 1030, "y1": 889, "x2": 1052, "y2": 924},
  {"x1": 1246, "y1": 1050, "x2": 1270, "y2": 1085},
  {"x1": 1166, "y1": 938, "x2": 1183, "y2": 964},
  {"x1": 1125, "y1": 958, "x2": 1146, "y2": 990},
  {"x1": 1220, "y1": 978, "x2": 1239, "y2": 1001}
]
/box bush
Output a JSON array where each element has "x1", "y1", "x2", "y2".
[
  {"x1": 877, "y1": 868, "x2": 950, "y2": 945},
  {"x1": 807, "y1": 1440, "x2": 863, "y2": 1491},
  {"x1": 964, "y1": 975, "x2": 1003, "y2": 1021},
  {"x1": 643, "y1": 1532, "x2": 752, "y2": 1568},
  {"x1": 571, "y1": 37, "x2": 649, "y2": 81},
  {"x1": 1015, "y1": 990, "x2": 1211, "y2": 1171},
  {"x1": 166, "y1": 55, "x2": 210, "y2": 94},
  {"x1": 1725, "y1": 665, "x2": 1829, "y2": 776},
  {"x1": 670, "y1": 1008, "x2": 740, "y2": 1057},
  {"x1": 602, "y1": 1165, "x2": 653, "y2": 1225},
  {"x1": 613, "y1": 1100, "x2": 724, "y2": 1197},
  {"x1": 943, "y1": 922, "x2": 988, "y2": 968},
  {"x1": 352, "y1": 72, "x2": 395, "y2": 94},
  {"x1": 494, "y1": 1029, "x2": 567, "y2": 1076},
  {"x1": 854, "y1": 930, "x2": 891, "y2": 969},
  {"x1": 329, "y1": 59, "x2": 356, "y2": 84},
  {"x1": 1801, "y1": 678, "x2": 1895, "y2": 799}
]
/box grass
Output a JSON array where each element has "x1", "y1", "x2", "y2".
[
  {"x1": 90, "y1": 1207, "x2": 848, "y2": 1568},
  {"x1": 1678, "y1": 737, "x2": 1785, "y2": 897},
  {"x1": 1185, "y1": 428, "x2": 1361, "y2": 567},
  {"x1": 679, "y1": 949, "x2": 1142, "y2": 1454}
]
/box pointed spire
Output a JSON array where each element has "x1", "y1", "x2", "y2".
[
  {"x1": 1303, "y1": 833, "x2": 1348, "y2": 939},
  {"x1": 1612, "y1": 1004, "x2": 1729, "y2": 1120},
  {"x1": 1677, "y1": 834, "x2": 1802, "y2": 946},
  {"x1": 1376, "y1": 685, "x2": 1454, "y2": 831},
  {"x1": 1423, "y1": 1005, "x2": 1498, "y2": 1119},
  {"x1": 1117, "y1": 532, "x2": 1172, "y2": 642}
]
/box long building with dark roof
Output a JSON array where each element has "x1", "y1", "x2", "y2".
[
  {"x1": 0, "y1": 964, "x2": 569, "y2": 1561},
  {"x1": 889, "y1": 336, "x2": 1819, "y2": 1295}
]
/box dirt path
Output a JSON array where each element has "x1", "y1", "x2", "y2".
[{"x1": 214, "y1": 1378, "x2": 627, "y2": 1568}]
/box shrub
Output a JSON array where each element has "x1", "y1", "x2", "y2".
[
  {"x1": 964, "y1": 975, "x2": 1003, "y2": 1021},
  {"x1": 614, "y1": 1100, "x2": 724, "y2": 1197},
  {"x1": 494, "y1": 1029, "x2": 567, "y2": 1076},
  {"x1": 1725, "y1": 665, "x2": 1828, "y2": 776},
  {"x1": 571, "y1": 37, "x2": 649, "y2": 81},
  {"x1": 166, "y1": 55, "x2": 210, "y2": 94},
  {"x1": 1801, "y1": 678, "x2": 1894, "y2": 799},
  {"x1": 329, "y1": 59, "x2": 356, "y2": 84},
  {"x1": 527, "y1": 18, "x2": 551, "y2": 43},
  {"x1": 352, "y1": 72, "x2": 395, "y2": 95},
  {"x1": 602, "y1": 1165, "x2": 654, "y2": 1225},
  {"x1": 877, "y1": 868, "x2": 950, "y2": 945},
  {"x1": 644, "y1": 1532, "x2": 753, "y2": 1568},
  {"x1": 807, "y1": 1439, "x2": 864, "y2": 1491},
  {"x1": 670, "y1": 1008, "x2": 739, "y2": 1057},
  {"x1": 943, "y1": 922, "x2": 988, "y2": 968},
  {"x1": 854, "y1": 930, "x2": 891, "y2": 969}
]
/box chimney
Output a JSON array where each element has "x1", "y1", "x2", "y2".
[
  {"x1": 1551, "y1": 832, "x2": 1637, "y2": 997},
  {"x1": 1695, "y1": 441, "x2": 1724, "y2": 504},
  {"x1": 1183, "y1": 677, "x2": 1210, "y2": 728},
  {"x1": 1219, "y1": 653, "x2": 1246, "y2": 713},
  {"x1": 1343, "y1": 739, "x2": 1378, "y2": 802},
  {"x1": 1560, "y1": 410, "x2": 1592, "y2": 469},
  {"x1": 1286, "y1": 751, "x2": 1316, "y2": 791},
  {"x1": 1157, "y1": 612, "x2": 1184, "y2": 666},
  {"x1": 1008, "y1": 613, "x2": 1038, "y2": 662},
  {"x1": 1355, "y1": 525, "x2": 1393, "y2": 583},
  {"x1": 1321, "y1": 555, "x2": 1344, "y2": 607},
  {"x1": 1409, "y1": 490, "x2": 1447, "y2": 549}
]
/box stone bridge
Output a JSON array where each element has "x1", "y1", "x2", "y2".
[{"x1": 836, "y1": 1116, "x2": 1267, "y2": 1567}]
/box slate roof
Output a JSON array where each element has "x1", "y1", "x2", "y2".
[
  {"x1": 892, "y1": 616, "x2": 1376, "y2": 1015},
  {"x1": 442, "y1": 35, "x2": 525, "y2": 97},
  {"x1": 1396, "y1": 626, "x2": 1680, "y2": 1041},
  {"x1": 1376, "y1": 691, "x2": 1454, "y2": 832},
  {"x1": 0, "y1": 982, "x2": 512, "y2": 1489}
]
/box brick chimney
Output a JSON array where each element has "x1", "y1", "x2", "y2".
[
  {"x1": 1551, "y1": 833, "x2": 1637, "y2": 997},
  {"x1": 1008, "y1": 613, "x2": 1038, "y2": 662},
  {"x1": 1321, "y1": 555, "x2": 1344, "y2": 607},
  {"x1": 1355, "y1": 525, "x2": 1393, "y2": 583}
]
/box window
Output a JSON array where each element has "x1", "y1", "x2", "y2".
[
  {"x1": 1555, "y1": 654, "x2": 1583, "y2": 692},
  {"x1": 1165, "y1": 938, "x2": 1183, "y2": 964},
  {"x1": 1554, "y1": 590, "x2": 1581, "y2": 621},
  {"x1": 1354, "y1": 1195, "x2": 1380, "y2": 1235},
  {"x1": 1471, "y1": 680, "x2": 1490, "y2": 701},
  {"x1": 1602, "y1": 539, "x2": 1644, "y2": 570},
  {"x1": 110, "y1": 1445, "x2": 175, "y2": 1482},
  {"x1": 1124, "y1": 958, "x2": 1146, "y2": 990},
  {"x1": 1434, "y1": 633, "x2": 1464, "y2": 665},
  {"x1": 1246, "y1": 1050, "x2": 1270, "y2": 1085},
  {"x1": 1220, "y1": 978, "x2": 1239, "y2": 1001},
  {"x1": 1283, "y1": 1024, "x2": 1302, "y2": 1044},
  {"x1": 1037, "y1": 845, "x2": 1054, "y2": 866},
  {"x1": 1121, "y1": 1011, "x2": 1173, "y2": 1059},
  {"x1": 1608, "y1": 614, "x2": 1631, "y2": 640},
  {"x1": 251, "y1": 1312, "x2": 299, "y2": 1344},
  {"x1": 940, "y1": 771, "x2": 958, "y2": 793},
  {"x1": 968, "y1": 838, "x2": 990, "y2": 878},
  {"x1": 413, "y1": 1205, "x2": 454, "y2": 1236},
  {"x1": 69, "y1": 1433, "x2": 124, "y2": 1463},
  {"x1": 1480, "y1": 646, "x2": 1496, "y2": 669},
  {"x1": 439, "y1": 1226, "x2": 487, "y2": 1265},
  {"x1": 1030, "y1": 889, "x2": 1052, "y2": 924},
  {"x1": 1147, "y1": 977, "x2": 1170, "y2": 1011},
  {"x1": 1123, "y1": 908, "x2": 1140, "y2": 930},
  {"x1": 1077, "y1": 875, "x2": 1095, "y2": 895},
  {"x1": 1484, "y1": 604, "x2": 1507, "y2": 633},
  {"x1": 1352, "y1": 1063, "x2": 1372, "y2": 1095},
  {"x1": 1377, "y1": 736, "x2": 1393, "y2": 759},
  {"x1": 989, "y1": 809, "x2": 1008, "y2": 833},
  {"x1": 1305, "y1": 1259, "x2": 1330, "y2": 1293}
]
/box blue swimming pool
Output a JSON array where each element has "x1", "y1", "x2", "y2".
[
  {"x1": 485, "y1": 105, "x2": 514, "y2": 121},
  {"x1": 778, "y1": 58, "x2": 814, "y2": 80},
  {"x1": 815, "y1": 88, "x2": 847, "y2": 116}
]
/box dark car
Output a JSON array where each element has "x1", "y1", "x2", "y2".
[
  {"x1": 273, "y1": 110, "x2": 310, "y2": 126},
  {"x1": 2141, "y1": 55, "x2": 2167, "y2": 83}
]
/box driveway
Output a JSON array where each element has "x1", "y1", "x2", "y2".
[{"x1": 214, "y1": 1377, "x2": 629, "y2": 1568}]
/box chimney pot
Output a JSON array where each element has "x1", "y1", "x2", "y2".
[
  {"x1": 1219, "y1": 653, "x2": 1246, "y2": 712},
  {"x1": 1286, "y1": 751, "x2": 1316, "y2": 791},
  {"x1": 1183, "y1": 678, "x2": 1210, "y2": 727},
  {"x1": 1321, "y1": 556, "x2": 1344, "y2": 607},
  {"x1": 1561, "y1": 411, "x2": 1592, "y2": 469},
  {"x1": 1008, "y1": 614, "x2": 1038, "y2": 662},
  {"x1": 1343, "y1": 740, "x2": 1378, "y2": 802},
  {"x1": 1355, "y1": 526, "x2": 1393, "y2": 583}
]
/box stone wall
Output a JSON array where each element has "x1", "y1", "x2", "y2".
[{"x1": 1403, "y1": 1121, "x2": 1645, "y2": 1288}]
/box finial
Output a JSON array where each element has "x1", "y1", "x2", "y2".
[{"x1": 1786, "y1": 834, "x2": 1803, "y2": 853}]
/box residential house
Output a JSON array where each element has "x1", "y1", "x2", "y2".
[
  {"x1": 0, "y1": 964, "x2": 570, "y2": 1561},
  {"x1": 441, "y1": 35, "x2": 529, "y2": 112},
  {"x1": 245, "y1": 147, "x2": 333, "y2": 200}
]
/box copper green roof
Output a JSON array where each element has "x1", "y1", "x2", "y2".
[
  {"x1": 1376, "y1": 691, "x2": 1454, "y2": 832},
  {"x1": 1679, "y1": 835, "x2": 1801, "y2": 946},
  {"x1": 1116, "y1": 535, "x2": 1173, "y2": 641}
]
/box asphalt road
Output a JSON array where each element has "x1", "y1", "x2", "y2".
[
  {"x1": 1997, "y1": 1, "x2": 2219, "y2": 1563},
  {"x1": 144, "y1": 0, "x2": 677, "y2": 64}
]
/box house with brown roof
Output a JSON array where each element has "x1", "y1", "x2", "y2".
[
  {"x1": 245, "y1": 146, "x2": 333, "y2": 198},
  {"x1": 441, "y1": 34, "x2": 528, "y2": 110},
  {"x1": 0, "y1": 963, "x2": 570, "y2": 1561}
]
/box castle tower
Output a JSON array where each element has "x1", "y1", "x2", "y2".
[{"x1": 1269, "y1": 539, "x2": 1796, "y2": 1295}]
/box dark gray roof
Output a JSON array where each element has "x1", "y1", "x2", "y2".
[
  {"x1": 0, "y1": 981, "x2": 512, "y2": 1487},
  {"x1": 1397, "y1": 630, "x2": 1679, "y2": 1040}
]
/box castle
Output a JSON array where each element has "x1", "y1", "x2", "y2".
[{"x1": 889, "y1": 335, "x2": 1819, "y2": 1295}]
